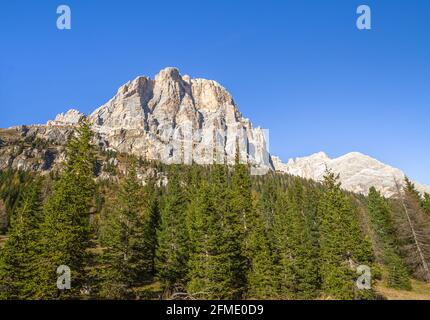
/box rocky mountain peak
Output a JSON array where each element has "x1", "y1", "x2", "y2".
[
  {"x1": 45, "y1": 67, "x2": 271, "y2": 170},
  {"x1": 274, "y1": 152, "x2": 430, "y2": 198},
  {"x1": 47, "y1": 109, "x2": 85, "y2": 126},
  {"x1": 155, "y1": 67, "x2": 181, "y2": 82}
]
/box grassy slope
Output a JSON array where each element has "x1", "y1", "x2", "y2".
[
  {"x1": 0, "y1": 235, "x2": 7, "y2": 249},
  {"x1": 376, "y1": 279, "x2": 430, "y2": 300}
]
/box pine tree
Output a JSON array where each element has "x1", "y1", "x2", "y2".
[
  {"x1": 156, "y1": 166, "x2": 189, "y2": 292},
  {"x1": 245, "y1": 191, "x2": 278, "y2": 299},
  {"x1": 273, "y1": 184, "x2": 319, "y2": 299},
  {"x1": 231, "y1": 147, "x2": 253, "y2": 255},
  {"x1": 258, "y1": 178, "x2": 279, "y2": 245},
  {"x1": 367, "y1": 187, "x2": 411, "y2": 290},
  {"x1": 211, "y1": 164, "x2": 247, "y2": 299},
  {"x1": 186, "y1": 179, "x2": 218, "y2": 298},
  {"x1": 140, "y1": 172, "x2": 160, "y2": 278},
  {"x1": 98, "y1": 159, "x2": 153, "y2": 298},
  {"x1": 184, "y1": 164, "x2": 247, "y2": 299},
  {"x1": 318, "y1": 170, "x2": 374, "y2": 299},
  {"x1": 35, "y1": 120, "x2": 96, "y2": 299},
  {"x1": 230, "y1": 149, "x2": 255, "y2": 298},
  {"x1": 0, "y1": 179, "x2": 43, "y2": 299},
  {"x1": 422, "y1": 193, "x2": 430, "y2": 216}
]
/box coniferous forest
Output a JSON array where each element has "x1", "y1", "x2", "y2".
[{"x1": 1, "y1": 122, "x2": 430, "y2": 300}]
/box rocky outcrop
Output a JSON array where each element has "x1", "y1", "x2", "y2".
[
  {"x1": 0, "y1": 67, "x2": 272, "y2": 174},
  {"x1": 88, "y1": 67, "x2": 271, "y2": 170},
  {"x1": 273, "y1": 152, "x2": 430, "y2": 198},
  {"x1": 47, "y1": 109, "x2": 85, "y2": 126}
]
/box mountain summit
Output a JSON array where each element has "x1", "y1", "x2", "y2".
[
  {"x1": 84, "y1": 67, "x2": 270, "y2": 169},
  {"x1": 0, "y1": 67, "x2": 428, "y2": 198},
  {"x1": 272, "y1": 152, "x2": 430, "y2": 198}
]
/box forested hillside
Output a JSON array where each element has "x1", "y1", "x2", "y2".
[{"x1": 1, "y1": 122, "x2": 430, "y2": 300}]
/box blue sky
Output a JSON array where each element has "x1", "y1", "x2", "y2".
[{"x1": 1, "y1": 0, "x2": 429, "y2": 184}]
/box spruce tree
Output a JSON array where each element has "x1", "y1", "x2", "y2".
[
  {"x1": 35, "y1": 120, "x2": 96, "y2": 299},
  {"x1": 140, "y1": 172, "x2": 160, "y2": 278},
  {"x1": 422, "y1": 193, "x2": 430, "y2": 216},
  {"x1": 156, "y1": 166, "x2": 189, "y2": 292},
  {"x1": 318, "y1": 170, "x2": 374, "y2": 299},
  {"x1": 230, "y1": 150, "x2": 254, "y2": 298},
  {"x1": 186, "y1": 179, "x2": 218, "y2": 298},
  {"x1": 273, "y1": 184, "x2": 319, "y2": 299},
  {"x1": 98, "y1": 159, "x2": 153, "y2": 298},
  {"x1": 212, "y1": 164, "x2": 247, "y2": 299},
  {"x1": 0, "y1": 179, "x2": 43, "y2": 299},
  {"x1": 367, "y1": 187, "x2": 411, "y2": 290},
  {"x1": 245, "y1": 191, "x2": 278, "y2": 299}
]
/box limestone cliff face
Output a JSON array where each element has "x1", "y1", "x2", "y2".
[
  {"x1": 87, "y1": 67, "x2": 270, "y2": 168},
  {"x1": 272, "y1": 152, "x2": 430, "y2": 198},
  {"x1": 0, "y1": 67, "x2": 271, "y2": 173}
]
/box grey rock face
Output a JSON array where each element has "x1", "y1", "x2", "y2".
[
  {"x1": 87, "y1": 67, "x2": 271, "y2": 169},
  {"x1": 47, "y1": 109, "x2": 85, "y2": 126},
  {"x1": 273, "y1": 152, "x2": 430, "y2": 198},
  {"x1": 0, "y1": 68, "x2": 272, "y2": 175}
]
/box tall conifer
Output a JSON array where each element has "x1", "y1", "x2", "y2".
[
  {"x1": 0, "y1": 179, "x2": 43, "y2": 299},
  {"x1": 35, "y1": 120, "x2": 96, "y2": 299}
]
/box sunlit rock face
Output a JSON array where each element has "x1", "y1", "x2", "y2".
[
  {"x1": 272, "y1": 152, "x2": 430, "y2": 198},
  {"x1": 47, "y1": 109, "x2": 85, "y2": 126},
  {"x1": 57, "y1": 67, "x2": 272, "y2": 169}
]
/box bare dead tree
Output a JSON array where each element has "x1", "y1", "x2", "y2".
[{"x1": 393, "y1": 177, "x2": 430, "y2": 282}]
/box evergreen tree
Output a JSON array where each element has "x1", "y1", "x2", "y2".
[
  {"x1": 257, "y1": 178, "x2": 279, "y2": 245},
  {"x1": 245, "y1": 191, "x2": 278, "y2": 299},
  {"x1": 273, "y1": 184, "x2": 319, "y2": 299},
  {"x1": 231, "y1": 148, "x2": 253, "y2": 255},
  {"x1": 422, "y1": 193, "x2": 430, "y2": 216},
  {"x1": 35, "y1": 120, "x2": 96, "y2": 299},
  {"x1": 230, "y1": 150, "x2": 254, "y2": 298},
  {"x1": 186, "y1": 179, "x2": 218, "y2": 298},
  {"x1": 318, "y1": 170, "x2": 374, "y2": 299},
  {"x1": 140, "y1": 172, "x2": 160, "y2": 278},
  {"x1": 231, "y1": 147, "x2": 276, "y2": 298},
  {"x1": 0, "y1": 179, "x2": 43, "y2": 299},
  {"x1": 185, "y1": 164, "x2": 249, "y2": 299},
  {"x1": 98, "y1": 159, "x2": 154, "y2": 298},
  {"x1": 156, "y1": 166, "x2": 189, "y2": 291},
  {"x1": 212, "y1": 164, "x2": 247, "y2": 299},
  {"x1": 367, "y1": 187, "x2": 411, "y2": 290}
]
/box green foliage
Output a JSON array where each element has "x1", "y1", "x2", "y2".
[
  {"x1": 185, "y1": 164, "x2": 249, "y2": 299},
  {"x1": 394, "y1": 178, "x2": 430, "y2": 283},
  {"x1": 0, "y1": 179, "x2": 43, "y2": 299},
  {"x1": 367, "y1": 187, "x2": 411, "y2": 290},
  {"x1": 0, "y1": 170, "x2": 35, "y2": 232},
  {"x1": 35, "y1": 120, "x2": 96, "y2": 299},
  {"x1": 273, "y1": 183, "x2": 320, "y2": 299},
  {"x1": 245, "y1": 191, "x2": 278, "y2": 299},
  {"x1": 186, "y1": 179, "x2": 221, "y2": 298},
  {"x1": 0, "y1": 155, "x2": 421, "y2": 300},
  {"x1": 156, "y1": 166, "x2": 189, "y2": 288},
  {"x1": 422, "y1": 193, "x2": 430, "y2": 216},
  {"x1": 98, "y1": 159, "x2": 157, "y2": 298},
  {"x1": 318, "y1": 170, "x2": 374, "y2": 299}
]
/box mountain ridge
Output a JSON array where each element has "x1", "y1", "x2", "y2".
[
  {"x1": 1, "y1": 67, "x2": 429, "y2": 198},
  {"x1": 272, "y1": 151, "x2": 430, "y2": 198}
]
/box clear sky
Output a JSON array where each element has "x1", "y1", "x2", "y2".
[{"x1": 1, "y1": 0, "x2": 429, "y2": 184}]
